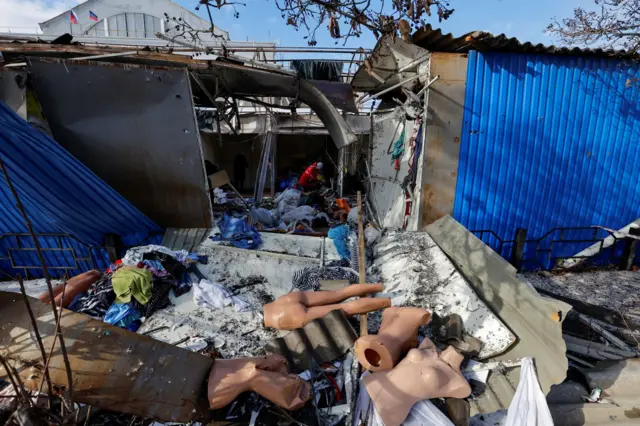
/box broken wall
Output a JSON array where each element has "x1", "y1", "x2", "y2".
[
  {"x1": 369, "y1": 112, "x2": 424, "y2": 230},
  {"x1": 421, "y1": 52, "x2": 467, "y2": 226}
]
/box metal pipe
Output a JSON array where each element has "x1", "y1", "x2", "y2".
[
  {"x1": 416, "y1": 74, "x2": 441, "y2": 96},
  {"x1": 359, "y1": 72, "x2": 433, "y2": 105},
  {"x1": 0, "y1": 155, "x2": 74, "y2": 401},
  {"x1": 68, "y1": 51, "x2": 138, "y2": 61}
]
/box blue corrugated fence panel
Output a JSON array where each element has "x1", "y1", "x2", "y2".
[
  {"x1": 0, "y1": 101, "x2": 163, "y2": 279},
  {"x1": 454, "y1": 51, "x2": 640, "y2": 269}
]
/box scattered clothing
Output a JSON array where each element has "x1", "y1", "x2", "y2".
[
  {"x1": 212, "y1": 214, "x2": 262, "y2": 249},
  {"x1": 141, "y1": 259, "x2": 168, "y2": 277},
  {"x1": 132, "y1": 278, "x2": 173, "y2": 317},
  {"x1": 251, "y1": 207, "x2": 281, "y2": 230},
  {"x1": 73, "y1": 275, "x2": 116, "y2": 319},
  {"x1": 275, "y1": 188, "x2": 302, "y2": 216},
  {"x1": 292, "y1": 266, "x2": 360, "y2": 292},
  {"x1": 112, "y1": 267, "x2": 153, "y2": 305},
  {"x1": 213, "y1": 187, "x2": 228, "y2": 204},
  {"x1": 193, "y1": 279, "x2": 250, "y2": 312},
  {"x1": 104, "y1": 303, "x2": 141, "y2": 330},
  {"x1": 122, "y1": 244, "x2": 176, "y2": 266},
  {"x1": 328, "y1": 224, "x2": 351, "y2": 260}
]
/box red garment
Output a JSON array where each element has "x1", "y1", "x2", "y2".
[{"x1": 299, "y1": 162, "x2": 320, "y2": 187}]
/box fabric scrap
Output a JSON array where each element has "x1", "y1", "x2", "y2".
[
  {"x1": 328, "y1": 224, "x2": 351, "y2": 260},
  {"x1": 104, "y1": 303, "x2": 141, "y2": 330},
  {"x1": 212, "y1": 214, "x2": 262, "y2": 250},
  {"x1": 292, "y1": 266, "x2": 359, "y2": 292},
  {"x1": 112, "y1": 267, "x2": 153, "y2": 305},
  {"x1": 122, "y1": 244, "x2": 177, "y2": 266},
  {"x1": 193, "y1": 279, "x2": 250, "y2": 312},
  {"x1": 73, "y1": 275, "x2": 116, "y2": 319}
]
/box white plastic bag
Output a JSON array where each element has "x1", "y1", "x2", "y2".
[
  {"x1": 275, "y1": 188, "x2": 301, "y2": 215},
  {"x1": 504, "y1": 358, "x2": 554, "y2": 426}
]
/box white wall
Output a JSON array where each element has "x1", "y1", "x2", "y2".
[{"x1": 39, "y1": 0, "x2": 229, "y2": 40}]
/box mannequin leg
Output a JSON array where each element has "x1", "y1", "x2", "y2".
[
  {"x1": 305, "y1": 297, "x2": 391, "y2": 322},
  {"x1": 300, "y1": 283, "x2": 384, "y2": 306}
]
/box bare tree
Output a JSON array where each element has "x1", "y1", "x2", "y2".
[
  {"x1": 547, "y1": 0, "x2": 640, "y2": 53},
  {"x1": 196, "y1": 0, "x2": 455, "y2": 45}
]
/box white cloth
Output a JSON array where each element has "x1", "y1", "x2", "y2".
[
  {"x1": 193, "y1": 279, "x2": 250, "y2": 312},
  {"x1": 505, "y1": 358, "x2": 553, "y2": 426},
  {"x1": 122, "y1": 244, "x2": 177, "y2": 266}
]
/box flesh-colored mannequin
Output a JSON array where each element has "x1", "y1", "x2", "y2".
[
  {"x1": 208, "y1": 355, "x2": 310, "y2": 410},
  {"x1": 363, "y1": 338, "x2": 471, "y2": 426},
  {"x1": 355, "y1": 307, "x2": 431, "y2": 371},
  {"x1": 263, "y1": 284, "x2": 391, "y2": 330},
  {"x1": 38, "y1": 270, "x2": 102, "y2": 308}
]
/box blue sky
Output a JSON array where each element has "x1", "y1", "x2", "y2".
[{"x1": 174, "y1": 0, "x2": 593, "y2": 48}]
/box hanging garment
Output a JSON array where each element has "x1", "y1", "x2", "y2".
[
  {"x1": 112, "y1": 267, "x2": 153, "y2": 305},
  {"x1": 73, "y1": 275, "x2": 116, "y2": 319},
  {"x1": 291, "y1": 266, "x2": 360, "y2": 292},
  {"x1": 290, "y1": 60, "x2": 342, "y2": 82}
]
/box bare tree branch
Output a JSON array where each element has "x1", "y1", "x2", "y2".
[
  {"x1": 547, "y1": 0, "x2": 640, "y2": 53},
  {"x1": 197, "y1": 0, "x2": 455, "y2": 45}
]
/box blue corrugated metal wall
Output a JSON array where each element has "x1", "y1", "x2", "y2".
[
  {"x1": 0, "y1": 101, "x2": 163, "y2": 279},
  {"x1": 453, "y1": 51, "x2": 640, "y2": 269}
]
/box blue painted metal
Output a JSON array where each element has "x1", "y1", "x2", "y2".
[
  {"x1": 0, "y1": 101, "x2": 163, "y2": 278},
  {"x1": 454, "y1": 51, "x2": 640, "y2": 269}
]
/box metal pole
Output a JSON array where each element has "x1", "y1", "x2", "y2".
[
  {"x1": 0, "y1": 155, "x2": 74, "y2": 401},
  {"x1": 357, "y1": 191, "x2": 368, "y2": 336},
  {"x1": 18, "y1": 274, "x2": 54, "y2": 403}
]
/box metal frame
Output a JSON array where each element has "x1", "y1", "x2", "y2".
[{"x1": 471, "y1": 226, "x2": 639, "y2": 271}]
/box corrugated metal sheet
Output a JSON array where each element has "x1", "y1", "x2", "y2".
[
  {"x1": 453, "y1": 51, "x2": 640, "y2": 268},
  {"x1": 162, "y1": 228, "x2": 211, "y2": 252},
  {"x1": 264, "y1": 309, "x2": 357, "y2": 372},
  {"x1": 413, "y1": 24, "x2": 638, "y2": 59},
  {"x1": 0, "y1": 101, "x2": 162, "y2": 278}
]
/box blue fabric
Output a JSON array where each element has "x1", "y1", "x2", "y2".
[
  {"x1": 104, "y1": 302, "x2": 141, "y2": 328},
  {"x1": 211, "y1": 214, "x2": 262, "y2": 249},
  {"x1": 0, "y1": 101, "x2": 162, "y2": 278},
  {"x1": 328, "y1": 224, "x2": 351, "y2": 260}
]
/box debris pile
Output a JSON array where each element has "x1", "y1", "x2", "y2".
[{"x1": 1, "y1": 215, "x2": 638, "y2": 426}]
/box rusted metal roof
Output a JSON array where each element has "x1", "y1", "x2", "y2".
[{"x1": 412, "y1": 24, "x2": 639, "y2": 59}]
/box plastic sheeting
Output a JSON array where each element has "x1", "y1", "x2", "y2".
[
  {"x1": 291, "y1": 60, "x2": 342, "y2": 82},
  {"x1": 505, "y1": 358, "x2": 553, "y2": 426},
  {"x1": 0, "y1": 101, "x2": 162, "y2": 278}
]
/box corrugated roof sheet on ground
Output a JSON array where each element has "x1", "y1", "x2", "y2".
[{"x1": 0, "y1": 101, "x2": 162, "y2": 278}]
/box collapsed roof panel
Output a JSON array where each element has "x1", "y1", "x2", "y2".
[{"x1": 28, "y1": 58, "x2": 213, "y2": 229}]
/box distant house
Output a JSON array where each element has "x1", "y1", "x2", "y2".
[{"x1": 38, "y1": 0, "x2": 229, "y2": 43}]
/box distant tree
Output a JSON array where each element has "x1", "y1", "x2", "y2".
[
  {"x1": 547, "y1": 0, "x2": 640, "y2": 54},
  {"x1": 195, "y1": 0, "x2": 455, "y2": 45}
]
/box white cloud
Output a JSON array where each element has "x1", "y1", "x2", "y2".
[{"x1": 0, "y1": 0, "x2": 82, "y2": 33}]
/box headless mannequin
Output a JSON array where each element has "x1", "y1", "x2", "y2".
[
  {"x1": 208, "y1": 355, "x2": 310, "y2": 411},
  {"x1": 355, "y1": 307, "x2": 431, "y2": 371},
  {"x1": 363, "y1": 338, "x2": 471, "y2": 426},
  {"x1": 38, "y1": 270, "x2": 102, "y2": 308},
  {"x1": 263, "y1": 284, "x2": 391, "y2": 330}
]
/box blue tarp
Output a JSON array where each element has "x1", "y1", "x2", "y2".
[{"x1": 0, "y1": 101, "x2": 162, "y2": 278}]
